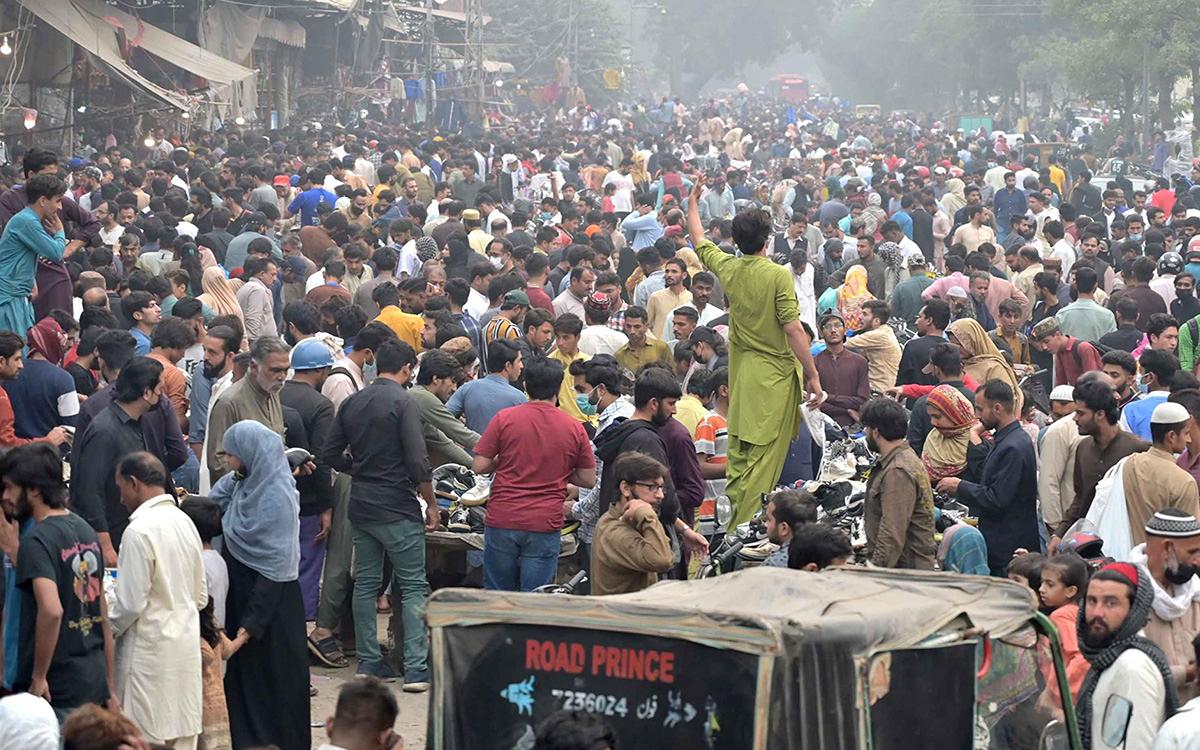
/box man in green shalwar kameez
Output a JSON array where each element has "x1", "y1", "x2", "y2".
[{"x1": 687, "y1": 178, "x2": 825, "y2": 527}]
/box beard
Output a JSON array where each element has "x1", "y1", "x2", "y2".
[
  {"x1": 5, "y1": 489, "x2": 33, "y2": 522},
  {"x1": 1082, "y1": 618, "x2": 1115, "y2": 649},
  {"x1": 202, "y1": 359, "x2": 225, "y2": 380},
  {"x1": 651, "y1": 404, "x2": 672, "y2": 427},
  {"x1": 1165, "y1": 556, "x2": 1199, "y2": 586},
  {"x1": 865, "y1": 432, "x2": 879, "y2": 453}
]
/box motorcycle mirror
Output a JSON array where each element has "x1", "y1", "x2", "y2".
[{"x1": 715, "y1": 495, "x2": 732, "y2": 527}]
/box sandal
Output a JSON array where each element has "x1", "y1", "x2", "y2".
[{"x1": 307, "y1": 634, "x2": 349, "y2": 668}]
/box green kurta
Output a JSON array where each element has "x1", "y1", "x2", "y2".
[{"x1": 697, "y1": 240, "x2": 805, "y2": 526}]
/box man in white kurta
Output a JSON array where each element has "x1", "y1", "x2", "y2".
[{"x1": 107, "y1": 453, "x2": 207, "y2": 749}]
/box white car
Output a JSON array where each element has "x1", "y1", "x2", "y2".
[{"x1": 1090, "y1": 158, "x2": 1151, "y2": 194}]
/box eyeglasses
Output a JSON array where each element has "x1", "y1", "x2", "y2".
[{"x1": 634, "y1": 481, "x2": 665, "y2": 492}]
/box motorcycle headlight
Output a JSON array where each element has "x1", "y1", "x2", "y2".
[{"x1": 715, "y1": 495, "x2": 732, "y2": 527}]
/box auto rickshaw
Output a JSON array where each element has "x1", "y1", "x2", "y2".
[{"x1": 424, "y1": 567, "x2": 1080, "y2": 749}]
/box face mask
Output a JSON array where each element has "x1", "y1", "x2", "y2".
[
  {"x1": 1165, "y1": 549, "x2": 1198, "y2": 586},
  {"x1": 1129, "y1": 233, "x2": 1143, "y2": 242},
  {"x1": 575, "y1": 392, "x2": 598, "y2": 417},
  {"x1": 489, "y1": 256, "x2": 504, "y2": 270},
  {"x1": 1180, "y1": 289, "x2": 1195, "y2": 299},
  {"x1": 363, "y1": 358, "x2": 378, "y2": 384}
]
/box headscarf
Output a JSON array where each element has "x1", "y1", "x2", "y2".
[
  {"x1": 1074, "y1": 563, "x2": 1179, "y2": 748},
  {"x1": 212, "y1": 420, "x2": 300, "y2": 583},
  {"x1": 415, "y1": 235, "x2": 439, "y2": 263},
  {"x1": 922, "y1": 385, "x2": 976, "y2": 483},
  {"x1": 875, "y1": 241, "x2": 905, "y2": 276},
  {"x1": 26, "y1": 318, "x2": 65, "y2": 366},
  {"x1": 947, "y1": 318, "x2": 1021, "y2": 400},
  {"x1": 0, "y1": 694, "x2": 58, "y2": 750},
  {"x1": 630, "y1": 151, "x2": 650, "y2": 188},
  {"x1": 198, "y1": 245, "x2": 218, "y2": 270},
  {"x1": 836, "y1": 265, "x2": 873, "y2": 330},
  {"x1": 723, "y1": 127, "x2": 745, "y2": 161},
  {"x1": 941, "y1": 178, "x2": 967, "y2": 217},
  {"x1": 936, "y1": 516, "x2": 989, "y2": 576},
  {"x1": 198, "y1": 266, "x2": 243, "y2": 322}
]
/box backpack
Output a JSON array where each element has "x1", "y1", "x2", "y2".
[
  {"x1": 1068, "y1": 339, "x2": 1113, "y2": 373},
  {"x1": 327, "y1": 367, "x2": 361, "y2": 393}
]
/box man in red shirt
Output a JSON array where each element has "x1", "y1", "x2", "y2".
[
  {"x1": 1031, "y1": 318, "x2": 1103, "y2": 386},
  {"x1": 473, "y1": 356, "x2": 597, "y2": 591}
]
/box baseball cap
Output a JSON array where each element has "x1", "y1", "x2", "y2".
[
  {"x1": 83, "y1": 166, "x2": 102, "y2": 181},
  {"x1": 664, "y1": 225, "x2": 684, "y2": 237},
  {"x1": 273, "y1": 175, "x2": 291, "y2": 187},
  {"x1": 501, "y1": 289, "x2": 530, "y2": 309},
  {"x1": 291, "y1": 339, "x2": 334, "y2": 371}
]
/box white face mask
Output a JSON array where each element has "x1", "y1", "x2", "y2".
[{"x1": 489, "y1": 256, "x2": 504, "y2": 270}]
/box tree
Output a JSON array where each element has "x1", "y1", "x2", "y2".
[
  {"x1": 484, "y1": 0, "x2": 625, "y2": 106},
  {"x1": 645, "y1": 0, "x2": 831, "y2": 98}
]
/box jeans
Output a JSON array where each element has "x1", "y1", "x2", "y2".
[
  {"x1": 351, "y1": 518, "x2": 428, "y2": 673},
  {"x1": 172, "y1": 451, "x2": 200, "y2": 494},
  {"x1": 483, "y1": 527, "x2": 560, "y2": 591}
]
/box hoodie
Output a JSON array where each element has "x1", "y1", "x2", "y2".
[{"x1": 593, "y1": 417, "x2": 679, "y2": 525}]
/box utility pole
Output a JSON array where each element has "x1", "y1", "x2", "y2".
[
  {"x1": 463, "y1": 0, "x2": 484, "y2": 128},
  {"x1": 424, "y1": 0, "x2": 434, "y2": 127},
  {"x1": 1142, "y1": 44, "x2": 1151, "y2": 153}
]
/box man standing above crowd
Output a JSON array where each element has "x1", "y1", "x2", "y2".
[{"x1": 688, "y1": 178, "x2": 823, "y2": 527}]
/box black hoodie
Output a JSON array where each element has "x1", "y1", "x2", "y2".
[{"x1": 593, "y1": 416, "x2": 679, "y2": 525}]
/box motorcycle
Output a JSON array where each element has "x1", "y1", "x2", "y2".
[
  {"x1": 697, "y1": 503, "x2": 772, "y2": 578},
  {"x1": 532, "y1": 570, "x2": 588, "y2": 595}
]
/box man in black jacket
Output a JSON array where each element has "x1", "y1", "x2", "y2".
[
  {"x1": 281, "y1": 339, "x2": 337, "y2": 623},
  {"x1": 592, "y1": 366, "x2": 686, "y2": 520}
]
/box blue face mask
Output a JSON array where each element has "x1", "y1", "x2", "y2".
[{"x1": 576, "y1": 391, "x2": 598, "y2": 417}]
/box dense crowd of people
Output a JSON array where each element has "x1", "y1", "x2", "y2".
[{"x1": 1, "y1": 94, "x2": 1200, "y2": 748}]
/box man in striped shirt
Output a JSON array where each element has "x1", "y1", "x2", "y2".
[{"x1": 480, "y1": 290, "x2": 529, "y2": 374}]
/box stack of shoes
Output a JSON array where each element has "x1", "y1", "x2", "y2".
[{"x1": 459, "y1": 474, "x2": 491, "y2": 506}]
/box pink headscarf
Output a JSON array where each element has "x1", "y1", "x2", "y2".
[{"x1": 26, "y1": 318, "x2": 65, "y2": 366}]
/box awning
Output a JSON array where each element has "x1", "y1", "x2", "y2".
[
  {"x1": 16, "y1": 0, "x2": 192, "y2": 110},
  {"x1": 258, "y1": 17, "x2": 307, "y2": 48},
  {"x1": 387, "y1": 3, "x2": 492, "y2": 26},
  {"x1": 73, "y1": 0, "x2": 255, "y2": 87}
]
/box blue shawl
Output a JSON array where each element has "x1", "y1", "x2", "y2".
[{"x1": 211, "y1": 420, "x2": 300, "y2": 582}]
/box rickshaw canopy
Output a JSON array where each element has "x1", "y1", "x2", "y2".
[{"x1": 426, "y1": 566, "x2": 1039, "y2": 657}]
